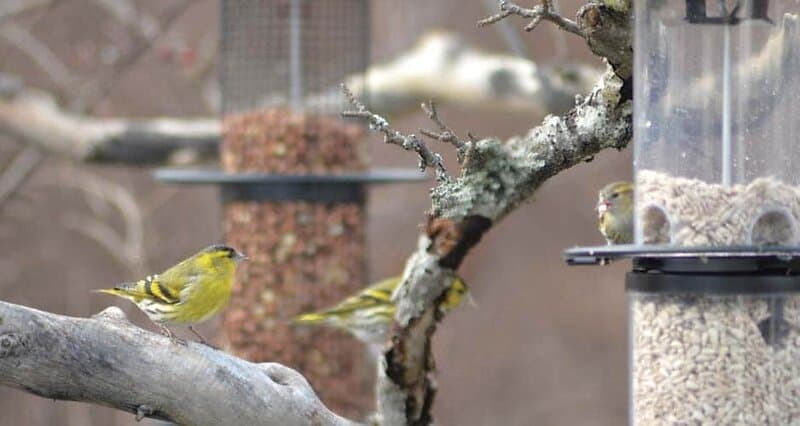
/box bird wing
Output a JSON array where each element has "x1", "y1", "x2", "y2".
[
  {"x1": 293, "y1": 276, "x2": 401, "y2": 323},
  {"x1": 97, "y1": 274, "x2": 180, "y2": 305},
  {"x1": 138, "y1": 274, "x2": 180, "y2": 304},
  {"x1": 157, "y1": 257, "x2": 201, "y2": 304}
]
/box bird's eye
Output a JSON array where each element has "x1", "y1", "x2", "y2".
[{"x1": 611, "y1": 193, "x2": 620, "y2": 199}]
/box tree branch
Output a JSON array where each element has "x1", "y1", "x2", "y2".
[
  {"x1": 481, "y1": 0, "x2": 633, "y2": 79},
  {"x1": 0, "y1": 0, "x2": 52, "y2": 22},
  {"x1": 0, "y1": 31, "x2": 598, "y2": 165},
  {"x1": 0, "y1": 146, "x2": 41, "y2": 210},
  {"x1": 0, "y1": 22, "x2": 76, "y2": 90},
  {"x1": 0, "y1": 85, "x2": 220, "y2": 164},
  {"x1": 346, "y1": 3, "x2": 633, "y2": 425},
  {"x1": 419, "y1": 100, "x2": 467, "y2": 162},
  {"x1": 342, "y1": 85, "x2": 449, "y2": 182},
  {"x1": 478, "y1": 0, "x2": 582, "y2": 36},
  {"x1": 0, "y1": 300, "x2": 358, "y2": 426},
  {"x1": 345, "y1": 31, "x2": 599, "y2": 116},
  {"x1": 52, "y1": 168, "x2": 147, "y2": 274}
]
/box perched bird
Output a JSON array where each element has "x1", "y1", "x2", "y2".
[
  {"x1": 597, "y1": 181, "x2": 634, "y2": 244},
  {"x1": 293, "y1": 275, "x2": 469, "y2": 348},
  {"x1": 96, "y1": 244, "x2": 246, "y2": 345}
]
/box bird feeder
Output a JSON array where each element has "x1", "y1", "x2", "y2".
[
  {"x1": 566, "y1": 2, "x2": 800, "y2": 423},
  {"x1": 156, "y1": 0, "x2": 424, "y2": 417}
]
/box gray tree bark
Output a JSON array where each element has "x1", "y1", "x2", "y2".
[{"x1": 0, "y1": 301, "x2": 358, "y2": 426}]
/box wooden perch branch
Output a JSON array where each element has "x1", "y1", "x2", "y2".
[{"x1": 0, "y1": 300, "x2": 358, "y2": 426}]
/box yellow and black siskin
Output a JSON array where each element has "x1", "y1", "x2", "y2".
[
  {"x1": 293, "y1": 275, "x2": 469, "y2": 347},
  {"x1": 96, "y1": 244, "x2": 246, "y2": 345}
]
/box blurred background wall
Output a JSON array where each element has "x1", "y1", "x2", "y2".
[{"x1": 0, "y1": 0, "x2": 631, "y2": 424}]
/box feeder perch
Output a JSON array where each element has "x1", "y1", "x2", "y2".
[
  {"x1": 155, "y1": 0, "x2": 424, "y2": 417},
  {"x1": 566, "y1": 1, "x2": 800, "y2": 423}
]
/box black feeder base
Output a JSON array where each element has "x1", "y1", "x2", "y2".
[
  {"x1": 154, "y1": 168, "x2": 428, "y2": 203},
  {"x1": 564, "y1": 244, "x2": 800, "y2": 347}
]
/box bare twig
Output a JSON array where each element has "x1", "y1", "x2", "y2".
[
  {"x1": 481, "y1": 0, "x2": 531, "y2": 59},
  {"x1": 0, "y1": 22, "x2": 76, "y2": 89},
  {"x1": 141, "y1": 187, "x2": 180, "y2": 219},
  {"x1": 0, "y1": 85, "x2": 219, "y2": 164},
  {"x1": 478, "y1": 0, "x2": 582, "y2": 36},
  {"x1": 38, "y1": 168, "x2": 147, "y2": 274},
  {"x1": 342, "y1": 84, "x2": 449, "y2": 182},
  {"x1": 0, "y1": 0, "x2": 52, "y2": 21},
  {"x1": 91, "y1": 0, "x2": 160, "y2": 40},
  {"x1": 75, "y1": 0, "x2": 193, "y2": 111},
  {"x1": 419, "y1": 100, "x2": 468, "y2": 163},
  {"x1": 0, "y1": 146, "x2": 41, "y2": 209}
]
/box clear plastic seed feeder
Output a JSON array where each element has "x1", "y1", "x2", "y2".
[{"x1": 566, "y1": 2, "x2": 800, "y2": 423}]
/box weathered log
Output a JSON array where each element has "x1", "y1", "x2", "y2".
[{"x1": 0, "y1": 301, "x2": 358, "y2": 426}]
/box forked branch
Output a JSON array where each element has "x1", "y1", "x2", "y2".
[
  {"x1": 342, "y1": 84, "x2": 449, "y2": 182},
  {"x1": 0, "y1": 301, "x2": 358, "y2": 426},
  {"x1": 419, "y1": 100, "x2": 469, "y2": 163},
  {"x1": 478, "y1": 0, "x2": 582, "y2": 36}
]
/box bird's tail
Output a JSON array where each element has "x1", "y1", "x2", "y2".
[
  {"x1": 93, "y1": 282, "x2": 143, "y2": 300},
  {"x1": 292, "y1": 311, "x2": 331, "y2": 325}
]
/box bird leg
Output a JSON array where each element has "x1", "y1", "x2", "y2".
[
  {"x1": 158, "y1": 324, "x2": 187, "y2": 345},
  {"x1": 188, "y1": 325, "x2": 216, "y2": 349},
  {"x1": 135, "y1": 404, "x2": 154, "y2": 421}
]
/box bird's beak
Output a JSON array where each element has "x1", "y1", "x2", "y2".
[
  {"x1": 467, "y1": 292, "x2": 479, "y2": 308},
  {"x1": 235, "y1": 251, "x2": 248, "y2": 262},
  {"x1": 597, "y1": 201, "x2": 610, "y2": 215}
]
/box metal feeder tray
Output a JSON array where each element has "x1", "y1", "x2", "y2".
[
  {"x1": 565, "y1": 244, "x2": 800, "y2": 345},
  {"x1": 154, "y1": 168, "x2": 428, "y2": 203},
  {"x1": 564, "y1": 244, "x2": 800, "y2": 293}
]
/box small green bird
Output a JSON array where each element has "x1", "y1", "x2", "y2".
[
  {"x1": 96, "y1": 244, "x2": 246, "y2": 345},
  {"x1": 597, "y1": 181, "x2": 634, "y2": 244},
  {"x1": 293, "y1": 275, "x2": 469, "y2": 348}
]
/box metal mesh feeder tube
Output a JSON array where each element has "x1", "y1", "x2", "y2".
[
  {"x1": 154, "y1": 0, "x2": 422, "y2": 417},
  {"x1": 154, "y1": 166, "x2": 426, "y2": 417},
  {"x1": 219, "y1": 0, "x2": 375, "y2": 416}
]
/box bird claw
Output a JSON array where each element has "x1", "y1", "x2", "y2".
[
  {"x1": 135, "y1": 404, "x2": 154, "y2": 421},
  {"x1": 198, "y1": 341, "x2": 219, "y2": 350},
  {"x1": 188, "y1": 326, "x2": 217, "y2": 349},
  {"x1": 158, "y1": 325, "x2": 187, "y2": 346}
]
